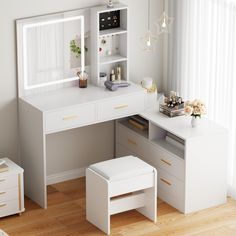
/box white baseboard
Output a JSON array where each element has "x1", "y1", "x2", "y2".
[{"x1": 47, "y1": 167, "x2": 86, "y2": 185}]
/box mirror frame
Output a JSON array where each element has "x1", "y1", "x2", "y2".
[{"x1": 19, "y1": 14, "x2": 85, "y2": 91}]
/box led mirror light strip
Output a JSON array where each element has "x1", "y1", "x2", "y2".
[{"x1": 22, "y1": 15, "x2": 85, "y2": 90}]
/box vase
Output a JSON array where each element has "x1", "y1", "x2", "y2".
[{"x1": 191, "y1": 116, "x2": 199, "y2": 128}]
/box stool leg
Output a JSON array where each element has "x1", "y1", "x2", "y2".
[
  {"x1": 86, "y1": 168, "x2": 110, "y2": 235},
  {"x1": 137, "y1": 169, "x2": 157, "y2": 222}
]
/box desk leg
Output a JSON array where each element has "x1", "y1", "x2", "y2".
[{"x1": 19, "y1": 99, "x2": 47, "y2": 209}]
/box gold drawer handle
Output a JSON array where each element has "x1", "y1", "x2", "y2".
[
  {"x1": 128, "y1": 138, "x2": 137, "y2": 146},
  {"x1": 62, "y1": 115, "x2": 78, "y2": 121},
  {"x1": 0, "y1": 203, "x2": 6, "y2": 208},
  {"x1": 161, "y1": 159, "x2": 172, "y2": 166},
  {"x1": 114, "y1": 105, "x2": 128, "y2": 110},
  {"x1": 160, "y1": 178, "x2": 172, "y2": 186},
  {"x1": 0, "y1": 179, "x2": 5, "y2": 183},
  {"x1": 0, "y1": 192, "x2": 6, "y2": 195}
]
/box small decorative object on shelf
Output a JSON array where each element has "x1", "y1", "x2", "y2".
[
  {"x1": 141, "y1": 77, "x2": 157, "y2": 94},
  {"x1": 110, "y1": 69, "x2": 116, "y2": 82},
  {"x1": 104, "y1": 81, "x2": 130, "y2": 91},
  {"x1": 159, "y1": 91, "x2": 185, "y2": 117},
  {"x1": 77, "y1": 70, "x2": 88, "y2": 88},
  {"x1": 99, "y1": 72, "x2": 107, "y2": 87},
  {"x1": 141, "y1": 77, "x2": 153, "y2": 90},
  {"x1": 184, "y1": 99, "x2": 206, "y2": 127},
  {"x1": 107, "y1": 0, "x2": 114, "y2": 8}
]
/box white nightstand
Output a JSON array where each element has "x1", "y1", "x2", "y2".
[{"x1": 0, "y1": 158, "x2": 24, "y2": 217}]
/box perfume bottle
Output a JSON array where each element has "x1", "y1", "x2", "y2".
[
  {"x1": 116, "y1": 66, "x2": 122, "y2": 81},
  {"x1": 110, "y1": 69, "x2": 116, "y2": 82}
]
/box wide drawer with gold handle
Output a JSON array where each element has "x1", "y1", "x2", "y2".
[
  {"x1": 98, "y1": 93, "x2": 145, "y2": 121},
  {"x1": 148, "y1": 142, "x2": 185, "y2": 181},
  {"x1": 157, "y1": 168, "x2": 184, "y2": 200},
  {"x1": 0, "y1": 174, "x2": 18, "y2": 191},
  {"x1": 45, "y1": 103, "x2": 96, "y2": 133}
]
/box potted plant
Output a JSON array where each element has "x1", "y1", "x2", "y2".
[{"x1": 184, "y1": 99, "x2": 206, "y2": 127}]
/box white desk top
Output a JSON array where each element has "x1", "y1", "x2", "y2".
[
  {"x1": 21, "y1": 83, "x2": 145, "y2": 112},
  {"x1": 0, "y1": 158, "x2": 24, "y2": 177},
  {"x1": 141, "y1": 107, "x2": 227, "y2": 140}
]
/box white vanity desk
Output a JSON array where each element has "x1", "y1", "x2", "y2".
[
  {"x1": 19, "y1": 82, "x2": 146, "y2": 208},
  {"x1": 17, "y1": 3, "x2": 228, "y2": 214}
]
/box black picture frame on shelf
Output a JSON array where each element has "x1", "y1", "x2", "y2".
[{"x1": 99, "y1": 10, "x2": 120, "y2": 31}]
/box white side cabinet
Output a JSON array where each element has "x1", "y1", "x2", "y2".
[
  {"x1": 116, "y1": 109, "x2": 228, "y2": 214},
  {"x1": 0, "y1": 158, "x2": 24, "y2": 218}
]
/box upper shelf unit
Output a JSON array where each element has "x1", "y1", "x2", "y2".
[
  {"x1": 99, "y1": 28, "x2": 127, "y2": 37},
  {"x1": 90, "y1": 4, "x2": 129, "y2": 86}
]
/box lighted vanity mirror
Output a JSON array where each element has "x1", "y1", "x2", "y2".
[{"x1": 17, "y1": 11, "x2": 86, "y2": 90}]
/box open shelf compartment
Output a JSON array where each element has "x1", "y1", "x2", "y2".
[
  {"x1": 149, "y1": 122, "x2": 185, "y2": 160},
  {"x1": 118, "y1": 116, "x2": 149, "y2": 139}
]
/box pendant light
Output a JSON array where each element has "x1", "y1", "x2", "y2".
[
  {"x1": 107, "y1": 0, "x2": 114, "y2": 8},
  {"x1": 140, "y1": 0, "x2": 158, "y2": 52},
  {"x1": 156, "y1": 0, "x2": 174, "y2": 34}
]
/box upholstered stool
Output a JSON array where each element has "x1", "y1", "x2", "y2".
[{"x1": 86, "y1": 156, "x2": 157, "y2": 235}]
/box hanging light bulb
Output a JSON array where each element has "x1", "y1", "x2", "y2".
[
  {"x1": 107, "y1": 0, "x2": 113, "y2": 8},
  {"x1": 156, "y1": 0, "x2": 174, "y2": 34},
  {"x1": 161, "y1": 15, "x2": 167, "y2": 29},
  {"x1": 140, "y1": 0, "x2": 158, "y2": 52},
  {"x1": 141, "y1": 30, "x2": 157, "y2": 52}
]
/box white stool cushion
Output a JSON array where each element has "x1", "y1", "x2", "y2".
[{"x1": 89, "y1": 156, "x2": 154, "y2": 181}]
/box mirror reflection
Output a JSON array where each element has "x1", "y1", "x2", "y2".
[{"x1": 23, "y1": 14, "x2": 85, "y2": 89}]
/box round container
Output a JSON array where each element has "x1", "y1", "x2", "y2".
[{"x1": 99, "y1": 72, "x2": 107, "y2": 87}]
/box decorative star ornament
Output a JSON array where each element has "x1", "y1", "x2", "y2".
[
  {"x1": 156, "y1": 11, "x2": 174, "y2": 34},
  {"x1": 140, "y1": 30, "x2": 158, "y2": 52}
]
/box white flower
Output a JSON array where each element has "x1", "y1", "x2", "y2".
[
  {"x1": 184, "y1": 99, "x2": 206, "y2": 116},
  {"x1": 184, "y1": 105, "x2": 193, "y2": 115}
]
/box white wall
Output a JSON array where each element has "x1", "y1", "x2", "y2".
[{"x1": 0, "y1": 0, "x2": 163, "y2": 172}]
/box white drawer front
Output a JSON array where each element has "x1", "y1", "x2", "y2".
[
  {"x1": 115, "y1": 143, "x2": 138, "y2": 158},
  {"x1": 149, "y1": 144, "x2": 185, "y2": 181},
  {"x1": 0, "y1": 199, "x2": 19, "y2": 218},
  {"x1": 157, "y1": 168, "x2": 184, "y2": 200},
  {"x1": 116, "y1": 123, "x2": 146, "y2": 158},
  {"x1": 158, "y1": 187, "x2": 184, "y2": 213},
  {"x1": 0, "y1": 187, "x2": 18, "y2": 202},
  {"x1": 0, "y1": 175, "x2": 18, "y2": 191},
  {"x1": 45, "y1": 104, "x2": 96, "y2": 133},
  {"x1": 98, "y1": 93, "x2": 145, "y2": 121}
]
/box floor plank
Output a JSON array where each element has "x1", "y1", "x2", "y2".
[{"x1": 0, "y1": 177, "x2": 236, "y2": 236}]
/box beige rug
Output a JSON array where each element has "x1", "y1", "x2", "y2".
[{"x1": 0, "y1": 230, "x2": 9, "y2": 236}]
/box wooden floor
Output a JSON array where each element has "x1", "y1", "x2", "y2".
[{"x1": 1, "y1": 178, "x2": 236, "y2": 236}]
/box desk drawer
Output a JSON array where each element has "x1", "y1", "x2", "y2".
[
  {"x1": 0, "y1": 175, "x2": 18, "y2": 191},
  {"x1": 98, "y1": 93, "x2": 145, "y2": 121},
  {"x1": 116, "y1": 143, "x2": 138, "y2": 158},
  {"x1": 116, "y1": 123, "x2": 146, "y2": 159},
  {"x1": 45, "y1": 104, "x2": 96, "y2": 133},
  {"x1": 158, "y1": 187, "x2": 184, "y2": 212},
  {"x1": 0, "y1": 187, "x2": 18, "y2": 202},
  {"x1": 157, "y1": 168, "x2": 184, "y2": 200},
  {"x1": 149, "y1": 144, "x2": 185, "y2": 181},
  {"x1": 0, "y1": 199, "x2": 19, "y2": 218}
]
